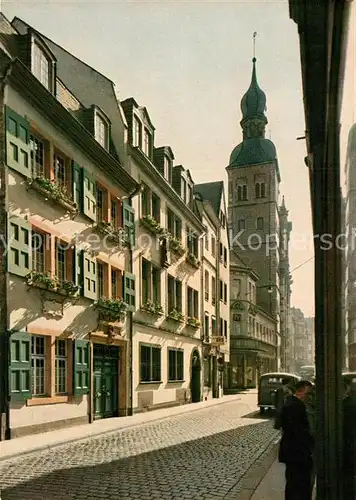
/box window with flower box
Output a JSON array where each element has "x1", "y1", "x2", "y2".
[
  {"x1": 167, "y1": 208, "x2": 182, "y2": 240},
  {"x1": 187, "y1": 286, "x2": 199, "y2": 319},
  {"x1": 142, "y1": 259, "x2": 161, "y2": 306},
  {"x1": 30, "y1": 134, "x2": 46, "y2": 177},
  {"x1": 32, "y1": 230, "x2": 50, "y2": 274},
  {"x1": 186, "y1": 227, "x2": 198, "y2": 258},
  {"x1": 96, "y1": 185, "x2": 108, "y2": 223},
  {"x1": 141, "y1": 184, "x2": 161, "y2": 222},
  {"x1": 167, "y1": 275, "x2": 182, "y2": 313},
  {"x1": 111, "y1": 267, "x2": 123, "y2": 300},
  {"x1": 97, "y1": 261, "x2": 109, "y2": 298},
  {"x1": 55, "y1": 240, "x2": 73, "y2": 285}
]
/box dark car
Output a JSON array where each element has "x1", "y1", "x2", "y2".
[{"x1": 258, "y1": 372, "x2": 301, "y2": 413}]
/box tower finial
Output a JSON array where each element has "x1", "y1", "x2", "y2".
[{"x1": 253, "y1": 31, "x2": 257, "y2": 61}]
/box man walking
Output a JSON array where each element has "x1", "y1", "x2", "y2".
[{"x1": 278, "y1": 380, "x2": 314, "y2": 500}]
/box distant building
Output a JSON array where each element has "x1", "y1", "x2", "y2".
[
  {"x1": 226, "y1": 251, "x2": 278, "y2": 390},
  {"x1": 226, "y1": 56, "x2": 292, "y2": 373},
  {"x1": 288, "y1": 307, "x2": 314, "y2": 372}
]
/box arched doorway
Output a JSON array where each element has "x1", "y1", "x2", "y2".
[{"x1": 191, "y1": 349, "x2": 202, "y2": 403}]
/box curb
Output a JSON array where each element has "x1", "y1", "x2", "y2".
[
  {"x1": 0, "y1": 395, "x2": 243, "y2": 463},
  {"x1": 225, "y1": 433, "x2": 280, "y2": 500}
]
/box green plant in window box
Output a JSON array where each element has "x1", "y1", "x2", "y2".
[
  {"x1": 93, "y1": 221, "x2": 127, "y2": 247},
  {"x1": 95, "y1": 297, "x2": 127, "y2": 322},
  {"x1": 57, "y1": 280, "x2": 80, "y2": 297},
  {"x1": 26, "y1": 271, "x2": 57, "y2": 290},
  {"x1": 186, "y1": 316, "x2": 201, "y2": 328},
  {"x1": 186, "y1": 253, "x2": 200, "y2": 268},
  {"x1": 141, "y1": 301, "x2": 164, "y2": 316},
  {"x1": 141, "y1": 215, "x2": 165, "y2": 237},
  {"x1": 168, "y1": 235, "x2": 185, "y2": 256},
  {"x1": 27, "y1": 176, "x2": 77, "y2": 212},
  {"x1": 167, "y1": 309, "x2": 184, "y2": 323}
]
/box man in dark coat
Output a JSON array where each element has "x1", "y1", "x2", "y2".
[
  {"x1": 279, "y1": 380, "x2": 314, "y2": 500},
  {"x1": 274, "y1": 378, "x2": 294, "y2": 430},
  {"x1": 343, "y1": 377, "x2": 356, "y2": 499}
]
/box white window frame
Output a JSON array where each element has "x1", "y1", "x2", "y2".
[
  {"x1": 95, "y1": 111, "x2": 109, "y2": 150},
  {"x1": 55, "y1": 339, "x2": 68, "y2": 395},
  {"x1": 31, "y1": 335, "x2": 47, "y2": 396},
  {"x1": 31, "y1": 40, "x2": 53, "y2": 92}
]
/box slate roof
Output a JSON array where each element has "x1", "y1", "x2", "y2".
[
  {"x1": 11, "y1": 17, "x2": 125, "y2": 163},
  {"x1": 193, "y1": 181, "x2": 223, "y2": 217}
]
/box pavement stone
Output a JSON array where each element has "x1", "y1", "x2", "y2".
[{"x1": 0, "y1": 396, "x2": 279, "y2": 499}]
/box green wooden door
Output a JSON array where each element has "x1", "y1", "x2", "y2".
[{"x1": 93, "y1": 345, "x2": 119, "y2": 420}]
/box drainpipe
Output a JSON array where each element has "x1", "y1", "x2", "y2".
[
  {"x1": 199, "y1": 233, "x2": 205, "y2": 401},
  {"x1": 215, "y1": 219, "x2": 222, "y2": 397},
  {"x1": 127, "y1": 183, "x2": 142, "y2": 417},
  {"x1": 0, "y1": 64, "x2": 11, "y2": 441}
]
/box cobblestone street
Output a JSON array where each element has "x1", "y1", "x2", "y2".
[{"x1": 0, "y1": 393, "x2": 279, "y2": 499}]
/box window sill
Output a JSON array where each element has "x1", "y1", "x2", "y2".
[
  {"x1": 27, "y1": 395, "x2": 69, "y2": 406},
  {"x1": 138, "y1": 381, "x2": 163, "y2": 385},
  {"x1": 167, "y1": 380, "x2": 185, "y2": 384}
]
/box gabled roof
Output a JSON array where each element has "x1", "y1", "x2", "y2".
[
  {"x1": 11, "y1": 17, "x2": 126, "y2": 163},
  {"x1": 193, "y1": 181, "x2": 223, "y2": 217}
]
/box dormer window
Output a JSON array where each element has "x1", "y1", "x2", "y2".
[
  {"x1": 143, "y1": 128, "x2": 152, "y2": 158},
  {"x1": 94, "y1": 112, "x2": 109, "y2": 150},
  {"x1": 134, "y1": 116, "x2": 142, "y2": 148},
  {"x1": 32, "y1": 42, "x2": 53, "y2": 92},
  {"x1": 164, "y1": 156, "x2": 172, "y2": 183}
]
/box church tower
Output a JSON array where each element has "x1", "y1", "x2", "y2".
[{"x1": 226, "y1": 56, "x2": 285, "y2": 364}]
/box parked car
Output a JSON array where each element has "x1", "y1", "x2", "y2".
[{"x1": 258, "y1": 372, "x2": 301, "y2": 413}]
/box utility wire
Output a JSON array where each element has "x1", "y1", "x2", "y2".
[{"x1": 290, "y1": 256, "x2": 314, "y2": 275}]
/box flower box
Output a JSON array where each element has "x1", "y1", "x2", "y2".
[
  {"x1": 26, "y1": 271, "x2": 57, "y2": 290},
  {"x1": 141, "y1": 301, "x2": 164, "y2": 316},
  {"x1": 27, "y1": 177, "x2": 77, "y2": 213},
  {"x1": 186, "y1": 317, "x2": 201, "y2": 328},
  {"x1": 95, "y1": 297, "x2": 127, "y2": 322},
  {"x1": 168, "y1": 236, "x2": 185, "y2": 256},
  {"x1": 57, "y1": 280, "x2": 80, "y2": 297},
  {"x1": 140, "y1": 215, "x2": 165, "y2": 237},
  {"x1": 93, "y1": 222, "x2": 127, "y2": 247},
  {"x1": 167, "y1": 309, "x2": 185, "y2": 323},
  {"x1": 185, "y1": 253, "x2": 200, "y2": 268}
]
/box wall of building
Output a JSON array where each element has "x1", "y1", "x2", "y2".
[{"x1": 6, "y1": 86, "x2": 130, "y2": 433}]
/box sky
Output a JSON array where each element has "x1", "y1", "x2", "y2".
[{"x1": 3, "y1": 0, "x2": 348, "y2": 318}]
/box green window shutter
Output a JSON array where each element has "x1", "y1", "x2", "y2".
[
  {"x1": 82, "y1": 251, "x2": 97, "y2": 300},
  {"x1": 9, "y1": 331, "x2": 32, "y2": 401},
  {"x1": 123, "y1": 202, "x2": 135, "y2": 247},
  {"x1": 7, "y1": 215, "x2": 32, "y2": 277},
  {"x1": 123, "y1": 272, "x2": 136, "y2": 311},
  {"x1": 5, "y1": 106, "x2": 31, "y2": 178},
  {"x1": 82, "y1": 169, "x2": 96, "y2": 221},
  {"x1": 72, "y1": 161, "x2": 83, "y2": 212},
  {"x1": 73, "y1": 339, "x2": 90, "y2": 396}
]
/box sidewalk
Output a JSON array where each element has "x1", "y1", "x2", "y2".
[
  {"x1": 251, "y1": 458, "x2": 317, "y2": 500},
  {"x1": 0, "y1": 393, "x2": 244, "y2": 462}
]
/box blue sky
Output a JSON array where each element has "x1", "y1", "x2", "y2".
[{"x1": 3, "y1": 0, "x2": 317, "y2": 316}]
